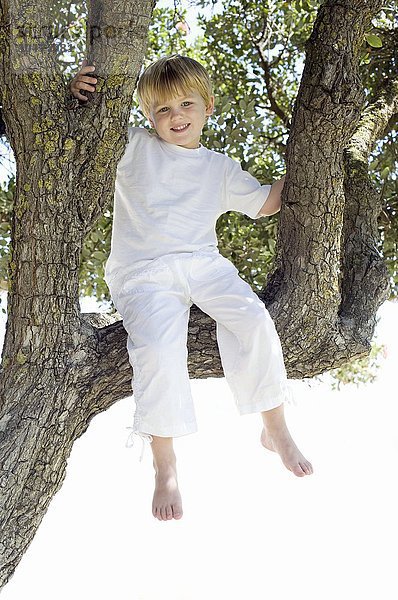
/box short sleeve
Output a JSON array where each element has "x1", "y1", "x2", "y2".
[
  {"x1": 116, "y1": 126, "x2": 141, "y2": 171},
  {"x1": 127, "y1": 125, "x2": 138, "y2": 143},
  {"x1": 223, "y1": 157, "x2": 271, "y2": 219}
]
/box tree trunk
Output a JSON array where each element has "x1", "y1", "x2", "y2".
[
  {"x1": 0, "y1": 0, "x2": 155, "y2": 586},
  {"x1": 263, "y1": 0, "x2": 389, "y2": 377},
  {"x1": 0, "y1": 0, "x2": 391, "y2": 589}
]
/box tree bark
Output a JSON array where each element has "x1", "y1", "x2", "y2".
[
  {"x1": 0, "y1": 0, "x2": 391, "y2": 589},
  {"x1": 263, "y1": 0, "x2": 389, "y2": 377},
  {"x1": 340, "y1": 75, "x2": 398, "y2": 347},
  {"x1": 0, "y1": 0, "x2": 154, "y2": 587}
]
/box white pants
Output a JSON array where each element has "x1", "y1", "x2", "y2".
[{"x1": 110, "y1": 248, "x2": 292, "y2": 443}]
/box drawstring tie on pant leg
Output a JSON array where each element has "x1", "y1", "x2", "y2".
[{"x1": 126, "y1": 428, "x2": 153, "y2": 462}]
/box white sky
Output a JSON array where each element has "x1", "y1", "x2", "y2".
[{"x1": 1, "y1": 293, "x2": 398, "y2": 599}]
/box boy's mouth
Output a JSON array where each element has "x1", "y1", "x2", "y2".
[{"x1": 170, "y1": 123, "x2": 190, "y2": 132}]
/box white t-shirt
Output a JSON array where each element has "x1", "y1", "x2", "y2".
[{"x1": 104, "y1": 127, "x2": 271, "y2": 286}]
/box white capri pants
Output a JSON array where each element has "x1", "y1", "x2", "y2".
[{"x1": 110, "y1": 248, "x2": 292, "y2": 451}]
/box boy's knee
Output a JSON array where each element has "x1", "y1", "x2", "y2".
[
  {"x1": 132, "y1": 337, "x2": 187, "y2": 361},
  {"x1": 244, "y1": 303, "x2": 276, "y2": 332}
]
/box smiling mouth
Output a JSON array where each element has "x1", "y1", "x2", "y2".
[{"x1": 171, "y1": 123, "x2": 190, "y2": 132}]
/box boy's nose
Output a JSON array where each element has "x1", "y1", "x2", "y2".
[{"x1": 170, "y1": 106, "x2": 183, "y2": 118}]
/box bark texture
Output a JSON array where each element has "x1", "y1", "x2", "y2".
[
  {"x1": 0, "y1": 0, "x2": 392, "y2": 589},
  {"x1": 263, "y1": 0, "x2": 389, "y2": 376},
  {"x1": 0, "y1": 0, "x2": 155, "y2": 587},
  {"x1": 341, "y1": 76, "x2": 398, "y2": 340}
]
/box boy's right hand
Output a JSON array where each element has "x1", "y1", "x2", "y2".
[{"x1": 70, "y1": 59, "x2": 97, "y2": 102}]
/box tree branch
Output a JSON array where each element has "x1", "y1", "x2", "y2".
[
  {"x1": 81, "y1": 304, "x2": 225, "y2": 419},
  {"x1": 0, "y1": 2, "x2": 155, "y2": 586},
  {"x1": 239, "y1": 1, "x2": 290, "y2": 128},
  {"x1": 348, "y1": 76, "x2": 398, "y2": 161},
  {"x1": 263, "y1": 0, "x2": 385, "y2": 372},
  {"x1": 339, "y1": 75, "x2": 398, "y2": 340},
  {"x1": 70, "y1": 0, "x2": 155, "y2": 235},
  {"x1": 255, "y1": 44, "x2": 290, "y2": 128}
]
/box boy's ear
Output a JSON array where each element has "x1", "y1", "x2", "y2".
[
  {"x1": 205, "y1": 95, "x2": 215, "y2": 117},
  {"x1": 145, "y1": 112, "x2": 155, "y2": 128}
]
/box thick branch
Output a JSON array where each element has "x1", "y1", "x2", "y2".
[
  {"x1": 0, "y1": 1, "x2": 154, "y2": 585},
  {"x1": 263, "y1": 0, "x2": 384, "y2": 373},
  {"x1": 349, "y1": 76, "x2": 398, "y2": 160},
  {"x1": 82, "y1": 305, "x2": 225, "y2": 416},
  {"x1": 0, "y1": 0, "x2": 56, "y2": 81},
  {"x1": 0, "y1": 0, "x2": 66, "y2": 170},
  {"x1": 339, "y1": 76, "x2": 398, "y2": 340},
  {"x1": 71, "y1": 0, "x2": 155, "y2": 234}
]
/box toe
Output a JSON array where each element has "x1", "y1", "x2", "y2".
[
  {"x1": 173, "y1": 505, "x2": 183, "y2": 520},
  {"x1": 292, "y1": 463, "x2": 306, "y2": 477},
  {"x1": 166, "y1": 506, "x2": 173, "y2": 520}
]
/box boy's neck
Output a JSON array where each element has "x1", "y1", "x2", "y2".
[{"x1": 156, "y1": 132, "x2": 203, "y2": 151}]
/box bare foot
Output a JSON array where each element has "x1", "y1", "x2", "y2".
[
  {"x1": 152, "y1": 466, "x2": 183, "y2": 521},
  {"x1": 261, "y1": 426, "x2": 313, "y2": 477},
  {"x1": 150, "y1": 435, "x2": 183, "y2": 520}
]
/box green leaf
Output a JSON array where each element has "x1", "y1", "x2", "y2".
[
  {"x1": 365, "y1": 33, "x2": 382, "y2": 48},
  {"x1": 92, "y1": 251, "x2": 107, "y2": 261}
]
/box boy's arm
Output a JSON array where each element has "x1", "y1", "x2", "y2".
[{"x1": 257, "y1": 175, "x2": 285, "y2": 217}]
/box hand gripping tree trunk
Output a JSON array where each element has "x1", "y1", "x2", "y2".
[{"x1": 0, "y1": 0, "x2": 391, "y2": 590}]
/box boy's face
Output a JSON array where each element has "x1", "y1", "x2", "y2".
[{"x1": 147, "y1": 89, "x2": 214, "y2": 149}]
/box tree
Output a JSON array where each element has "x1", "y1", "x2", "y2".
[{"x1": 0, "y1": 0, "x2": 395, "y2": 589}]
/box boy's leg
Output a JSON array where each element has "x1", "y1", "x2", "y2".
[
  {"x1": 151, "y1": 436, "x2": 183, "y2": 521},
  {"x1": 261, "y1": 403, "x2": 313, "y2": 477},
  {"x1": 112, "y1": 260, "x2": 196, "y2": 520},
  {"x1": 188, "y1": 252, "x2": 313, "y2": 477},
  {"x1": 114, "y1": 262, "x2": 197, "y2": 439}
]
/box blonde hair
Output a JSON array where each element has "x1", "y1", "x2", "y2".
[{"x1": 137, "y1": 54, "x2": 213, "y2": 117}]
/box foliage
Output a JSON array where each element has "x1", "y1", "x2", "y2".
[
  {"x1": 321, "y1": 341, "x2": 386, "y2": 391},
  {"x1": 49, "y1": 1, "x2": 88, "y2": 70},
  {"x1": 195, "y1": 0, "x2": 319, "y2": 290},
  {"x1": 0, "y1": 1, "x2": 396, "y2": 304}
]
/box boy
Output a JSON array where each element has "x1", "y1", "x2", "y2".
[{"x1": 71, "y1": 55, "x2": 313, "y2": 522}]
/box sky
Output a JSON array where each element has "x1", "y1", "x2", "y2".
[{"x1": 1, "y1": 293, "x2": 398, "y2": 600}]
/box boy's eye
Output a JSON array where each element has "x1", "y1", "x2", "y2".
[{"x1": 158, "y1": 101, "x2": 192, "y2": 113}]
